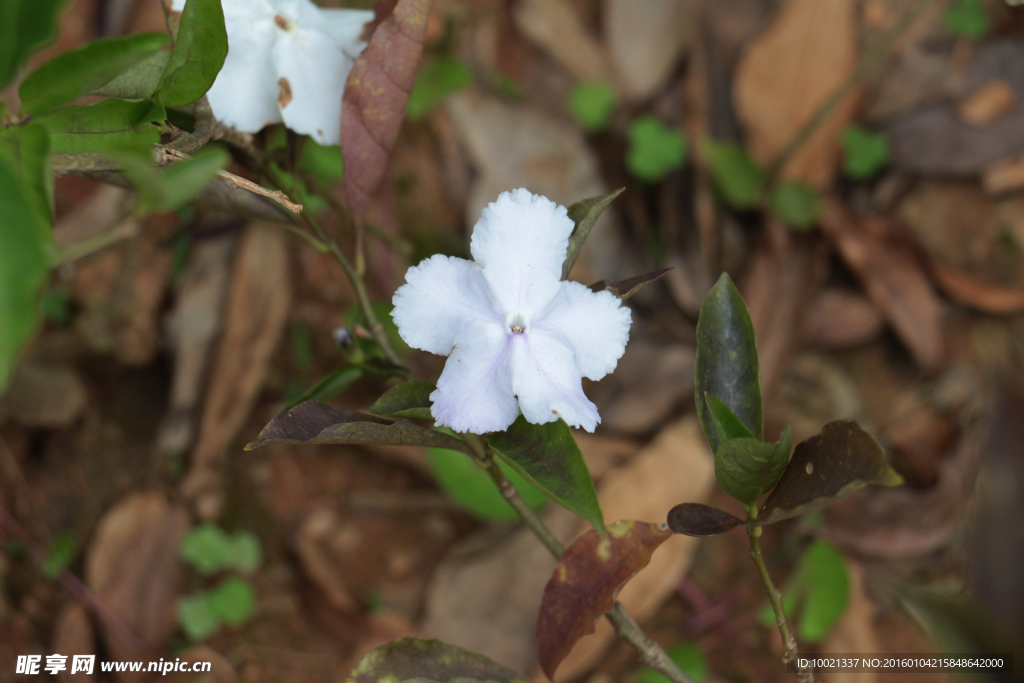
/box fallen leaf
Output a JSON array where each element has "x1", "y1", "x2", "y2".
[
  {"x1": 983, "y1": 151, "x2": 1024, "y2": 195},
  {"x1": 957, "y1": 80, "x2": 1015, "y2": 127},
  {"x1": 799, "y1": 289, "x2": 884, "y2": 350},
  {"x1": 182, "y1": 222, "x2": 290, "y2": 517},
  {"x1": 734, "y1": 0, "x2": 859, "y2": 188},
  {"x1": 821, "y1": 200, "x2": 945, "y2": 371},
  {"x1": 349, "y1": 638, "x2": 528, "y2": 683},
  {"x1": 0, "y1": 358, "x2": 86, "y2": 428},
  {"x1": 342, "y1": 0, "x2": 429, "y2": 220},
  {"x1": 537, "y1": 520, "x2": 672, "y2": 680},
  {"x1": 51, "y1": 604, "x2": 94, "y2": 683},
  {"x1": 603, "y1": 0, "x2": 695, "y2": 101},
  {"x1": 514, "y1": 0, "x2": 614, "y2": 85}
]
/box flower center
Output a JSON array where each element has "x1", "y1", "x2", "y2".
[
  {"x1": 274, "y1": 14, "x2": 295, "y2": 31},
  {"x1": 505, "y1": 309, "x2": 530, "y2": 335}
]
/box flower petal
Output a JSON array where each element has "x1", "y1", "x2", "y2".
[
  {"x1": 430, "y1": 320, "x2": 519, "y2": 434},
  {"x1": 510, "y1": 332, "x2": 600, "y2": 433},
  {"x1": 534, "y1": 281, "x2": 632, "y2": 381},
  {"x1": 470, "y1": 189, "x2": 574, "y2": 316},
  {"x1": 392, "y1": 254, "x2": 501, "y2": 356},
  {"x1": 205, "y1": 0, "x2": 282, "y2": 133}
]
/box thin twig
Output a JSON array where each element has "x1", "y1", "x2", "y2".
[
  {"x1": 159, "y1": 147, "x2": 303, "y2": 213},
  {"x1": 464, "y1": 434, "x2": 697, "y2": 683}
]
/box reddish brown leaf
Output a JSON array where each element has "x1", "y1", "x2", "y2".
[
  {"x1": 536, "y1": 520, "x2": 671, "y2": 680},
  {"x1": 341, "y1": 0, "x2": 429, "y2": 220},
  {"x1": 667, "y1": 503, "x2": 743, "y2": 537}
]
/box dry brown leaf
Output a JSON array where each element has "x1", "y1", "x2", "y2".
[
  {"x1": 602, "y1": 0, "x2": 695, "y2": 100},
  {"x1": 983, "y1": 152, "x2": 1024, "y2": 195},
  {"x1": 549, "y1": 415, "x2": 715, "y2": 682},
  {"x1": 182, "y1": 223, "x2": 291, "y2": 517},
  {"x1": 957, "y1": 80, "x2": 1016, "y2": 127},
  {"x1": 295, "y1": 507, "x2": 361, "y2": 613},
  {"x1": 53, "y1": 185, "x2": 133, "y2": 251},
  {"x1": 86, "y1": 491, "x2": 189, "y2": 676},
  {"x1": 514, "y1": 0, "x2": 614, "y2": 84},
  {"x1": 0, "y1": 358, "x2": 86, "y2": 428},
  {"x1": 734, "y1": 0, "x2": 859, "y2": 188},
  {"x1": 820, "y1": 562, "x2": 879, "y2": 683},
  {"x1": 800, "y1": 289, "x2": 885, "y2": 350},
  {"x1": 821, "y1": 200, "x2": 944, "y2": 372},
  {"x1": 52, "y1": 604, "x2": 94, "y2": 683}
]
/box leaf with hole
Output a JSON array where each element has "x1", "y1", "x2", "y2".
[
  {"x1": 245, "y1": 400, "x2": 473, "y2": 455},
  {"x1": 561, "y1": 188, "x2": 624, "y2": 280},
  {"x1": 156, "y1": 0, "x2": 227, "y2": 107},
  {"x1": 19, "y1": 32, "x2": 170, "y2": 115},
  {"x1": 349, "y1": 638, "x2": 528, "y2": 683},
  {"x1": 757, "y1": 420, "x2": 903, "y2": 526},
  {"x1": 489, "y1": 416, "x2": 604, "y2": 533},
  {"x1": 536, "y1": 520, "x2": 671, "y2": 679},
  {"x1": 589, "y1": 268, "x2": 671, "y2": 301},
  {"x1": 666, "y1": 503, "x2": 743, "y2": 537},
  {"x1": 367, "y1": 380, "x2": 435, "y2": 420},
  {"x1": 694, "y1": 273, "x2": 762, "y2": 453}
]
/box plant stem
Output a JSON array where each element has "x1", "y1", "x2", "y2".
[
  {"x1": 468, "y1": 434, "x2": 697, "y2": 683},
  {"x1": 746, "y1": 508, "x2": 813, "y2": 683}
]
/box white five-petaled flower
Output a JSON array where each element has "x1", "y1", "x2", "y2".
[
  {"x1": 171, "y1": 0, "x2": 373, "y2": 145},
  {"x1": 391, "y1": 189, "x2": 632, "y2": 434}
]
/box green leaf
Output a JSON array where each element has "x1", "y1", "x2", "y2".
[
  {"x1": 588, "y1": 268, "x2": 671, "y2": 301},
  {"x1": 34, "y1": 98, "x2": 167, "y2": 154},
  {"x1": 110, "y1": 144, "x2": 228, "y2": 214},
  {"x1": 713, "y1": 428, "x2": 791, "y2": 506},
  {"x1": 41, "y1": 531, "x2": 77, "y2": 579},
  {"x1": 944, "y1": 0, "x2": 990, "y2": 40},
  {"x1": 245, "y1": 400, "x2": 474, "y2": 456},
  {"x1": 299, "y1": 138, "x2": 344, "y2": 184},
  {"x1": 180, "y1": 523, "x2": 231, "y2": 575},
  {"x1": 704, "y1": 392, "x2": 755, "y2": 443},
  {"x1": 427, "y1": 445, "x2": 547, "y2": 522},
  {"x1": 349, "y1": 639, "x2": 528, "y2": 683},
  {"x1": 287, "y1": 365, "x2": 362, "y2": 410},
  {"x1": 626, "y1": 115, "x2": 688, "y2": 182},
  {"x1": 694, "y1": 273, "x2": 762, "y2": 453},
  {"x1": 769, "y1": 182, "x2": 822, "y2": 231},
  {"x1": 208, "y1": 577, "x2": 256, "y2": 626},
  {"x1": 769, "y1": 542, "x2": 850, "y2": 643},
  {"x1": 367, "y1": 380, "x2": 435, "y2": 420},
  {"x1": 757, "y1": 420, "x2": 904, "y2": 526},
  {"x1": 407, "y1": 57, "x2": 472, "y2": 119},
  {"x1": 702, "y1": 140, "x2": 764, "y2": 209},
  {"x1": 841, "y1": 125, "x2": 889, "y2": 180},
  {"x1": 178, "y1": 592, "x2": 220, "y2": 641},
  {"x1": 488, "y1": 416, "x2": 604, "y2": 534},
  {"x1": 567, "y1": 81, "x2": 617, "y2": 132},
  {"x1": 223, "y1": 531, "x2": 261, "y2": 575},
  {"x1": 156, "y1": 0, "x2": 228, "y2": 107},
  {"x1": 0, "y1": 126, "x2": 53, "y2": 392},
  {"x1": 638, "y1": 642, "x2": 708, "y2": 683},
  {"x1": 561, "y1": 188, "x2": 625, "y2": 280},
  {"x1": 92, "y1": 49, "x2": 171, "y2": 100},
  {"x1": 19, "y1": 32, "x2": 170, "y2": 116},
  {"x1": 666, "y1": 502, "x2": 743, "y2": 537},
  {"x1": 0, "y1": 0, "x2": 67, "y2": 90}
]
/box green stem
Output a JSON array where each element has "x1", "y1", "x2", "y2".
[{"x1": 469, "y1": 434, "x2": 697, "y2": 683}]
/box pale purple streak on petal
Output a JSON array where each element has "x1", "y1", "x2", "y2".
[
  {"x1": 533, "y1": 281, "x2": 632, "y2": 381},
  {"x1": 470, "y1": 189, "x2": 573, "y2": 317},
  {"x1": 392, "y1": 254, "x2": 501, "y2": 356},
  {"x1": 430, "y1": 321, "x2": 519, "y2": 434},
  {"x1": 510, "y1": 332, "x2": 600, "y2": 433}
]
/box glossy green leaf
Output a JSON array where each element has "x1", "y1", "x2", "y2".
[
  {"x1": 758, "y1": 420, "x2": 904, "y2": 526},
  {"x1": 19, "y1": 32, "x2": 170, "y2": 115},
  {"x1": 367, "y1": 380, "x2": 435, "y2": 420},
  {"x1": 92, "y1": 49, "x2": 171, "y2": 100},
  {"x1": 110, "y1": 144, "x2": 228, "y2": 214},
  {"x1": 407, "y1": 57, "x2": 472, "y2": 119},
  {"x1": 41, "y1": 531, "x2": 77, "y2": 579},
  {"x1": 713, "y1": 428, "x2": 791, "y2": 506},
  {"x1": 0, "y1": 126, "x2": 53, "y2": 392},
  {"x1": 0, "y1": 0, "x2": 67, "y2": 90},
  {"x1": 704, "y1": 392, "x2": 755, "y2": 443},
  {"x1": 561, "y1": 188, "x2": 624, "y2": 280},
  {"x1": 287, "y1": 365, "x2": 362, "y2": 409},
  {"x1": 944, "y1": 0, "x2": 989, "y2": 40},
  {"x1": 178, "y1": 592, "x2": 220, "y2": 641},
  {"x1": 841, "y1": 125, "x2": 889, "y2": 180},
  {"x1": 426, "y1": 445, "x2": 547, "y2": 522},
  {"x1": 208, "y1": 577, "x2": 255, "y2": 626},
  {"x1": 567, "y1": 81, "x2": 617, "y2": 132},
  {"x1": 489, "y1": 416, "x2": 604, "y2": 534},
  {"x1": 34, "y1": 98, "x2": 167, "y2": 154},
  {"x1": 245, "y1": 400, "x2": 474, "y2": 456},
  {"x1": 694, "y1": 273, "x2": 762, "y2": 453},
  {"x1": 638, "y1": 642, "x2": 708, "y2": 683},
  {"x1": 702, "y1": 140, "x2": 764, "y2": 209},
  {"x1": 769, "y1": 182, "x2": 822, "y2": 231},
  {"x1": 349, "y1": 639, "x2": 528, "y2": 683},
  {"x1": 626, "y1": 115, "x2": 687, "y2": 182},
  {"x1": 156, "y1": 0, "x2": 228, "y2": 107}
]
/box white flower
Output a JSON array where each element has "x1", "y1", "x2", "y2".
[
  {"x1": 392, "y1": 189, "x2": 632, "y2": 434},
  {"x1": 172, "y1": 0, "x2": 373, "y2": 145}
]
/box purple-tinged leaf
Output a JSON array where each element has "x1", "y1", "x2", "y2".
[{"x1": 667, "y1": 503, "x2": 743, "y2": 537}]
